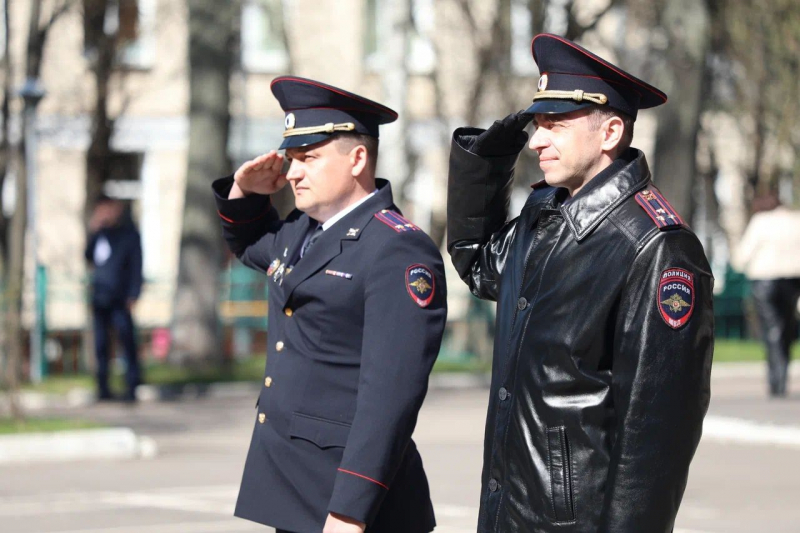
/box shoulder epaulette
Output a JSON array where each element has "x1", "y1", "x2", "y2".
[
  {"x1": 530, "y1": 179, "x2": 549, "y2": 190},
  {"x1": 374, "y1": 209, "x2": 420, "y2": 233},
  {"x1": 634, "y1": 188, "x2": 684, "y2": 230}
]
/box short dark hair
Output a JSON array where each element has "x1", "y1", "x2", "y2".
[
  {"x1": 330, "y1": 132, "x2": 379, "y2": 171},
  {"x1": 588, "y1": 106, "x2": 635, "y2": 154}
]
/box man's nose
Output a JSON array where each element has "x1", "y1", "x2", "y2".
[
  {"x1": 286, "y1": 161, "x2": 303, "y2": 180},
  {"x1": 528, "y1": 128, "x2": 548, "y2": 152}
]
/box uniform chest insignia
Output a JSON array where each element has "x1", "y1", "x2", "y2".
[
  {"x1": 283, "y1": 247, "x2": 288, "y2": 258},
  {"x1": 658, "y1": 268, "x2": 694, "y2": 329},
  {"x1": 273, "y1": 263, "x2": 286, "y2": 284},
  {"x1": 267, "y1": 258, "x2": 281, "y2": 276},
  {"x1": 635, "y1": 188, "x2": 684, "y2": 230},
  {"x1": 406, "y1": 264, "x2": 435, "y2": 308},
  {"x1": 375, "y1": 210, "x2": 420, "y2": 232},
  {"x1": 325, "y1": 269, "x2": 353, "y2": 279},
  {"x1": 347, "y1": 228, "x2": 359, "y2": 237}
]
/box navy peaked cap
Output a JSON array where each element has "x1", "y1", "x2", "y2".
[
  {"x1": 525, "y1": 34, "x2": 667, "y2": 119},
  {"x1": 270, "y1": 76, "x2": 398, "y2": 149}
]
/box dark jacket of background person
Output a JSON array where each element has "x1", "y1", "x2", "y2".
[
  {"x1": 84, "y1": 211, "x2": 143, "y2": 309},
  {"x1": 733, "y1": 198, "x2": 800, "y2": 396},
  {"x1": 448, "y1": 135, "x2": 714, "y2": 532},
  {"x1": 214, "y1": 177, "x2": 447, "y2": 533}
]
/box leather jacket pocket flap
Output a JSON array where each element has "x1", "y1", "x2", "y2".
[
  {"x1": 290, "y1": 412, "x2": 351, "y2": 449},
  {"x1": 547, "y1": 426, "x2": 576, "y2": 523}
]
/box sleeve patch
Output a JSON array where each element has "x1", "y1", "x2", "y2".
[
  {"x1": 658, "y1": 268, "x2": 694, "y2": 329},
  {"x1": 635, "y1": 188, "x2": 684, "y2": 230},
  {"x1": 375, "y1": 210, "x2": 420, "y2": 232},
  {"x1": 406, "y1": 264, "x2": 435, "y2": 307}
]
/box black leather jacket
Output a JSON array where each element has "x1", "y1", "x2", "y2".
[{"x1": 447, "y1": 130, "x2": 714, "y2": 532}]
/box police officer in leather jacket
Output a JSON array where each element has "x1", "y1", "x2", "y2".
[{"x1": 447, "y1": 34, "x2": 714, "y2": 532}]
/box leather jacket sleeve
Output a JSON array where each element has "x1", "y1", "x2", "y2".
[
  {"x1": 599, "y1": 229, "x2": 714, "y2": 531},
  {"x1": 446, "y1": 128, "x2": 524, "y2": 301},
  {"x1": 212, "y1": 175, "x2": 283, "y2": 273}
]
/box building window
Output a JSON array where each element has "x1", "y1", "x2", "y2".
[
  {"x1": 364, "y1": 0, "x2": 436, "y2": 74},
  {"x1": 241, "y1": 0, "x2": 290, "y2": 73},
  {"x1": 83, "y1": 0, "x2": 156, "y2": 68}
]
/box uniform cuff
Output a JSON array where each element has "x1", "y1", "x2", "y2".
[
  {"x1": 327, "y1": 467, "x2": 389, "y2": 526},
  {"x1": 212, "y1": 175, "x2": 272, "y2": 224}
]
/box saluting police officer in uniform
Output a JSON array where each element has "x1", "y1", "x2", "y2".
[
  {"x1": 447, "y1": 35, "x2": 714, "y2": 532},
  {"x1": 213, "y1": 77, "x2": 446, "y2": 533}
]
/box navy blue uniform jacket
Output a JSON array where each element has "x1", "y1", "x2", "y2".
[
  {"x1": 213, "y1": 177, "x2": 447, "y2": 533},
  {"x1": 84, "y1": 217, "x2": 143, "y2": 308}
]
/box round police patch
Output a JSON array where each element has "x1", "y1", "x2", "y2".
[
  {"x1": 285, "y1": 112, "x2": 296, "y2": 129},
  {"x1": 406, "y1": 264, "x2": 435, "y2": 308},
  {"x1": 658, "y1": 268, "x2": 694, "y2": 329}
]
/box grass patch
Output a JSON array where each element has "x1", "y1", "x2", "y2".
[
  {"x1": 20, "y1": 340, "x2": 800, "y2": 395},
  {"x1": 0, "y1": 418, "x2": 104, "y2": 435},
  {"x1": 433, "y1": 357, "x2": 492, "y2": 373},
  {"x1": 24, "y1": 357, "x2": 267, "y2": 395},
  {"x1": 713, "y1": 339, "x2": 800, "y2": 363}
]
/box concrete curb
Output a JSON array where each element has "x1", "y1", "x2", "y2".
[{"x1": 0, "y1": 428, "x2": 158, "y2": 464}]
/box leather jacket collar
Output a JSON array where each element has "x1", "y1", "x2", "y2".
[{"x1": 559, "y1": 149, "x2": 651, "y2": 241}]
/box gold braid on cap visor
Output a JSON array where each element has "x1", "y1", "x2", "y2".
[
  {"x1": 283, "y1": 122, "x2": 356, "y2": 137},
  {"x1": 532, "y1": 89, "x2": 608, "y2": 105}
]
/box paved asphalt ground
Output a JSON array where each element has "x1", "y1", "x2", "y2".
[{"x1": 2, "y1": 366, "x2": 799, "y2": 533}]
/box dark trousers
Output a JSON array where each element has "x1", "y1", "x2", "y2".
[
  {"x1": 751, "y1": 278, "x2": 800, "y2": 396},
  {"x1": 93, "y1": 304, "x2": 140, "y2": 398}
]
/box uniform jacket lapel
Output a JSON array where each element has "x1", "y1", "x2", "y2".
[{"x1": 279, "y1": 179, "x2": 396, "y2": 306}]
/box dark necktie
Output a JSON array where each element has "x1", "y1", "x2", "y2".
[{"x1": 301, "y1": 224, "x2": 323, "y2": 258}]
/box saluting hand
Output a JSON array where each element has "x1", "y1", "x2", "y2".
[
  {"x1": 322, "y1": 512, "x2": 366, "y2": 533},
  {"x1": 230, "y1": 150, "x2": 288, "y2": 199}
]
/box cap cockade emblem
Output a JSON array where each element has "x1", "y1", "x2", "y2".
[
  {"x1": 284, "y1": 112, "x2": 296, "y2": 130},
  {"x1": 537, "y1": 74, "x2": 549, "y2": 91}
]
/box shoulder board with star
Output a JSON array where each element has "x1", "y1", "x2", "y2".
[
  {"x1": 374, "y1": 209, "x2": 420, "y2": 233},
  {"x1": 634, "y1": 187, "x2": 684, "y2": 230}
]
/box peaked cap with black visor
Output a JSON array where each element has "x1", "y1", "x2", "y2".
[
  {"x1": 270, "y1": 76, "x2": 398, "y2": 150},
  {"x1": 525, "y1": 33, "x2": 667, "y2": 119}
]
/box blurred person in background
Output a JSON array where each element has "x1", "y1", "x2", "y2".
[
  {"x1": 213, "y1": 77, "x2": 447, "y2": 533},
  {"x1": 734, "y1": 192, "x2": 800, "y2": 397},
  {"x1": 84, "y1": 195, "x2": 143, "y2": 402},
  {"x1": 447, "y1": 34, "x2": 714, "y2": 532}
]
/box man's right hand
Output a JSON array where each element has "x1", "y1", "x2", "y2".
[
  {"x1": 229, "y1": 150, "x2": 288, "y2": 199},
  {"x1": 470, "y1": 110, "x2": 533, "y2": 157}
]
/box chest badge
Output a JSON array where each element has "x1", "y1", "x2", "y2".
[
  {"x1": 266, "y1": 258, "x2": 281, "y2": 277},
  {"x1": 406, "y1": 264, "x2": 435, "y2": 308},
  {"x1": 273, "y1": 263, "x2": 286, "y2": 285},
  {"x1": 658, "y1": 268, "x2": 694, "y2": 329},
  {"x1": 347, "y1": 228, "x2": 360, "y2": 237}
]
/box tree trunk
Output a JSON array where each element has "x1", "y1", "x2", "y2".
[
  {"x1": 379, "y1": 0, "x2": 412, "y2": 205},
  {"x1": 85, "y1": 0, "x2": 114, "y2": 218},
  {"x1": 170, "y1": 0, "x2": 234, "y2": 367},
  {"x1": 650, "y1": 0, "x2": 710, "y2": 221}
]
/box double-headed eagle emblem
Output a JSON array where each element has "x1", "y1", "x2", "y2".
[
  {"x1": 409, "y1": 277, "x2": 431, "y2": 294},
  {"x1": 661, "y1": 293, "x2": 690, "y2": 313}
]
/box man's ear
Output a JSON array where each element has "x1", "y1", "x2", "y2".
[
  {"x1": 350, "y1": 145, "x2": 368, "y2": 177},
  {"x1": 600, "y1": 115, "x2": 624, "y2": 153}
]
